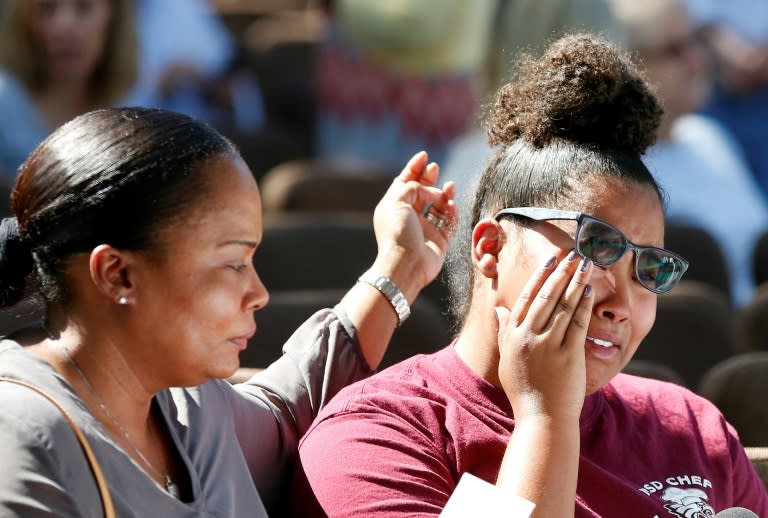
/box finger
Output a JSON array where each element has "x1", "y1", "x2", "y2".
[
  {"x1": 544, "y1": 257, "x2": 594, "y2": 344},
  {"x1": 441, "y1": 180, "x2": 456, "y2": 200},
  {"x1": 420, "y1": 161, "x2": 440, "y2": 187},
  {"x1": 495, "y1": 305, "x2": 511, "y2": 348},
  {"x1": 561, "y1": 282, "x2": 595, "y2": 350},
  {"x1": 416, "y1": 187, "x2": 457, "y2": 238},
  {"x1": 397, "y1": 151, "x2": 429, "y2": 183},
  {"x1": 508, "y1": 254, "x2": 558, "y2": 326},
  {"x1": 440, "y1": 198, "x2": 458, "y2": 238},
  {"x1": 525, "y1": 250, "x2": 581, "y2": 332}
]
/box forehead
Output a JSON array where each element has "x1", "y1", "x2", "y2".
[
  {"x1": 628, "y1": 1, "x2": 689, "y2": 47},
  {"x1": 164, "y1": 155, "x2": 262, "y2": 244},
  {"x1": 570, "y1": 174, "x2": 664, "y2": 246}
]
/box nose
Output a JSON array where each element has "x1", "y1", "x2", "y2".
[
  {"x1": 591, "y1": 257, "x2": 633, "y2": 322},
  {"x1": 245, "y1": 269, "x2": 269, "y2": 312},
  {"x1": 684, "y1": 37, "x2": 710, "y2": 76}
]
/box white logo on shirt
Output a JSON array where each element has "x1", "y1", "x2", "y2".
[
  {"x1": 660, "y1": 487, "x2": 715, "y2": 517},
  {"x1": 638, "y1": 475, "x2": 715, "y2": 517}
]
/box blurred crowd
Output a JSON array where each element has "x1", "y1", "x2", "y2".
[{"x1": 3, "y1": 0, "x2": 768, "y2": 312}]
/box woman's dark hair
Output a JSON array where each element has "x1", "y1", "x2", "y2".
[
  {"x1": 446, "y1": 33, "x2": 664, "y2": 328},
  {"x1": 0, "y1": 107, "x2": 239, "y2": 307}
]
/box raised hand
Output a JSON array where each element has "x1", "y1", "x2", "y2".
[
  {"x1": 371, "y1": 151, "x2": 457, "y2": 302},
  {"x1": 497, "y1": 251, "x2": 595, "y2": 423}
]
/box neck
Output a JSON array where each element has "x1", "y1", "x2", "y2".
[
  {"x1": 453, "y1": 302, "x2": 504, "y2": 388},
  {"x1": 31, "y1": 324, "x2": 156, "y2": 432}
]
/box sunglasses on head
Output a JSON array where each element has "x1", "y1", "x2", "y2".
[{"x1": 494, "y1": 207, "x2": 689, "y2": 294}]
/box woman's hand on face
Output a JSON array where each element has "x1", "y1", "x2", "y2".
[
  {"x1": 370, "y1": 151, "x2": 457, "y2": 302},
  {"x1": 496, "y1": 252, "x2": 594, "y2": 424}
]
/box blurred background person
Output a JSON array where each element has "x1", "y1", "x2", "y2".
[
  {"x1": 611, "y1": 0, "x2": 768, "y2": 307},
  {"x1": 125, "y1": 0, "x2": 265, "y2": 137},
  {"x1": 440, "y1": 0, "x2": 626, "y2": 205},
  {"x1": 0, "y1": 0, "x2": 137, "y2": 191},
  {"x1": 313, "y1": 0, "x2": 498, "y2": 173},
  {"x1": 484, "y1": 0, "x2": 626, "y2": 99},
  {"x1": 682, "y1": 0, "x2": 768, "y2": 199}
]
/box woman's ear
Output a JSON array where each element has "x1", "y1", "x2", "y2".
[
  {"x1": 89, "y1": 245, "x2": 135, "y2": 305},
  {"x1": 472, "y1": 218, "x2": 504, "y2": 279}
]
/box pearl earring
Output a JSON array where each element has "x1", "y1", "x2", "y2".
[{"x1": 117, "y1": 296, "x2": 128, "y2": 305}]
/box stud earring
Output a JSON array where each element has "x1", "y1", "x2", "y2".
[{"x1": 117, "y1": 296, "x2": 128, "y2": 305}]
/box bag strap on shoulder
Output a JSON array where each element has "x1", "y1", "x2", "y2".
[{"x1": 0, "y1": 376, "x2": 116, "y2": 518}]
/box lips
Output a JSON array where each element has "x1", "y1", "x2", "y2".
[{"x1": 230, "y1": 328, "x2": 256, "y2": 350}]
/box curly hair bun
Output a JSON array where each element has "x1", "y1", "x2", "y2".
[{"x1": 486, "y1": 33, "x2": 662, "y2": 154}]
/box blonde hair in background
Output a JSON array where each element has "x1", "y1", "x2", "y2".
[
  {"x1": 0, "y1": 0, "x2": 138, "y2": 108},
  {"x1": 608, "y1": 0, "x2": 686, "y2": 50}
]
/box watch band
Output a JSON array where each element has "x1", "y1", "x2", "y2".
[{"x1": 358, "y1": 270, "x2": 411, "y2": 326}]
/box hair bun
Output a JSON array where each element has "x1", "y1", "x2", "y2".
[
  {"x1": 0, "y1": 217, "x2": 33, "y2": 307},
  {"x1": 486, "y1": 33, "x2": 662, "y2": 154}
]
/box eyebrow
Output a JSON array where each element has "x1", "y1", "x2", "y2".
[{"x1": 219, "y1": 239, "x2": 259, "y2": 250}]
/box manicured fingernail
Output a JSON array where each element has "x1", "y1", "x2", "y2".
[
  {"x1": 583, "y1": 285, "x2": 593, "y2": 297},
  {"x1": 566, "y1": 250, "x2": 578, "y2": 261},
  {"x1": 544, "y1": 256, "x2": 557, "y2": 268},
  {"x1": 580, "y1": 257, "x2": 591, "y2": 272}
]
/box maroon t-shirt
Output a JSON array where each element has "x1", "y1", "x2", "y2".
[{"x1": 292, "y1": 345, "x2": 768, "y2": 517}]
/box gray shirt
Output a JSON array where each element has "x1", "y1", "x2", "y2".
[{"x1": 0, "y1": 306, "x2": 371, "y2": 517}]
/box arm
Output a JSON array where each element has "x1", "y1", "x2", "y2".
[
  {"x1": 342, "y1": 150, "x2": 456, "y2": 368},
  {"x1": 493, "y1": 252, "x2": 594, "y2": 517},
  {"x1": 231, "y1": 151, "x2": 455, "y2": 502},
  {"x1": 292, "y1": 407, "x2": 457, "y2": 517}
]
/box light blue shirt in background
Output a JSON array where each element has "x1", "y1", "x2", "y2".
[{"x1": 0, "y1": 70, "x2": 51, "y2": 184}]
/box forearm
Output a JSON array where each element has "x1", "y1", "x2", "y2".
[
  {"x1": 496, "y1": 417, "x2": 580, "y2": 518},
  {"x1": 339, "y1": 246, "x2": 423, "y2": 369}
]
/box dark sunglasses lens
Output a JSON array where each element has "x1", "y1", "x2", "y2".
[
  {"x1": 577, "y1": 219, "x2": 625, "y2": 265},
  {"x1": 636, "y1": 249, "x2": 684, "y2": 293}
]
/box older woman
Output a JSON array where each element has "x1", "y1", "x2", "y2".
[{"x1": 0, "y1": 107, "x2": 456, "y2": 516}]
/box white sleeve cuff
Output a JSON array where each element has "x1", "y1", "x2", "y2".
[{"x1": 440, "y1": 472, "x2": 536, "y2": 518}]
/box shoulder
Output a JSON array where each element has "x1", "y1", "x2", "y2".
[
  {"x1": 0, "y1": 365, "x2": 86, "y2": 491},
  {"x1": 608, "y1": 372, "x2": 709, "y2": 405},
  {"x1": 167, "y1": 378, "x2": 236, "y2": 425},
  {"x1": 320, "y1": 352, "x2": 449, "y2": 414},
  {"x1": 0, "y1": 369, "x2": 101, "y2": 515},
  {"x1": 0, "y1": 341, "x2": 92, "y2": 450},
  {"x1": 605, "y1": 373, "x2": 730, "y2": 432},
  {"x1": 673, "y1": 114, "x2": 749, "y2": 163},
  {"x1": 308, "y1": 347, "x2": 475, "y2": 445},
  {"x1": 0, "y1": 69, "x2": 22, "y2": 97},
  {"x1": 0, "y1": 69, "x2": 32, "y2": 111}
]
